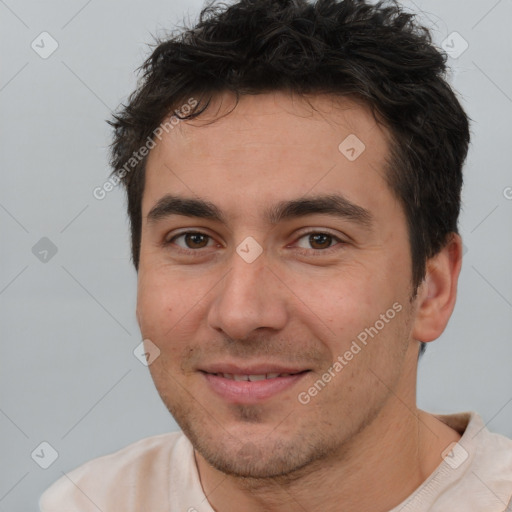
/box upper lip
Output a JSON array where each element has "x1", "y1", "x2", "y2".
[{"x1": 200, "y1": 362, "x2": 310, "y2": 375}]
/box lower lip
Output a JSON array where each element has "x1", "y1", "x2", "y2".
[{"x1": 202, "y1": 372, "x2": 308, "y2": 404}]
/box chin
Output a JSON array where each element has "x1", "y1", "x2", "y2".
[
  {"x1": 196, "y1": 436, "x2": 318, "y2": 479},
  {"x1": 181, "y1": 413, "x2": 331, "y2": 480}
]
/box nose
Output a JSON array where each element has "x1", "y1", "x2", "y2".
[{"x1": 207, "y1": 250, "x2": 288, "y2": 341}]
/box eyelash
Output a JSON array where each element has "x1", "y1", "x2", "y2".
[{"x1": 164, "y1": 230, "x2": 345, "y2": 257}]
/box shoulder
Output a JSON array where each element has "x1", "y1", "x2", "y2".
[
  {"x1": 436, "y1": 412, "x2": 512, "y2": 510},
  {"x1": 451, "y1": 423, "x2": 512, "y2": 510},
  {"x1": 471, "y1": 419, "x2": 512, "y2": 478},
  {"x1": 459, "y1": 411, "x2": 512, "y2": 471},
  {"x1": 39, "y1": 431, "x2": 188, "y2": 512}
]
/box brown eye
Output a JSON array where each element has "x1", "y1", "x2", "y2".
[
  {"x1": 184, "y1": 233, "x2": 210, "y2": 249},
  {"x1": 308, "y1": 233, "x2": 333, "y2": 250},
  {"x1": 169, "y1": 232, "x2": 214, "y2": 250},
  {"x1": 295, "y1": 232, "x2": 336, "y2": 250}
]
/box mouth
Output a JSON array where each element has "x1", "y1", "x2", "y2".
[
  {"x1": 208, "y1": 372, "x2": 304, "y2": 381},
  {"x1": 200, "y1": 366, "x2": 310, "y2": 404}
]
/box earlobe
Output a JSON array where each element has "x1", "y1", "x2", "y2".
[{"x1": 412, "y1": 234, "x2": 463, "y2": 343}]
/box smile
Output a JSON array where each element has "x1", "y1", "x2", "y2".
[
  {"x1": 212, "y1": 372, "x2": 299, "y2": 381},
  {"x1": 201, "y1": 369, "x2": 310, "y2": 404}
]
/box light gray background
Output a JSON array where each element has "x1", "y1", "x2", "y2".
[{"x1": 1, "y1": 0, "x2": 511, "y2": 510}]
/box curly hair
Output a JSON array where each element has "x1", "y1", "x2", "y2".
[{"x1": 110, "y1": 0, "x2": 470, "y2": 296}]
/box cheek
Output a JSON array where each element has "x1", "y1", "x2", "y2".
[
  {"x1": 136, "y1": 269, "x2": 213, "y2": 357},
  {"x1": 137, "y1": 278, "x2": 192, "y2": 385},
  {"x1": 287, "y1": 264, "x2": 393, "y2": 340},
  {"x1": 137, "y1": 271, "x2": 187, "y2": 337}
]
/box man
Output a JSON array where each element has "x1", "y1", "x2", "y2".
[{"x1": 40, "y1": 0, "x2": 512, "y2": 510}]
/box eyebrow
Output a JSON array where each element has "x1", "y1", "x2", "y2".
[{"x1": 146, "y1": 194, "x2": 373, "y2": 228}]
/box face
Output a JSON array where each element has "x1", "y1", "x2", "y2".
[{"x1": 137, "y1": 92, "x2": 419, "y2": 478}]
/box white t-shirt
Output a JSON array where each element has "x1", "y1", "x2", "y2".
[{"x1": 40, "y1": 411, "x2": 512, "y2": 511}]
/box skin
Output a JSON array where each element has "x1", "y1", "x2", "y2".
[{"x1": 136, "y1": 91, "x2": 463, "y2": 512}]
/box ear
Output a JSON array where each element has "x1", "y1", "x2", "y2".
[{"x1": 412, "y1": 233, "x2": 463, "y2": 343}]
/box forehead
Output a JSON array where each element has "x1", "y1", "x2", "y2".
[
  {"x1": 142, "y1": 91, "x2": 394, "y2": 221},
  {"x1": 163, "y1": 91, "x2": 388, "y2": 159}
]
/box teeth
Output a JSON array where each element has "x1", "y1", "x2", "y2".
[
  {"x1": 248, "y1": 374, "x2": 266, "y2": 381},
  {"x1": 219, "y1": 373, "x2": 293, "y2": 380}
]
